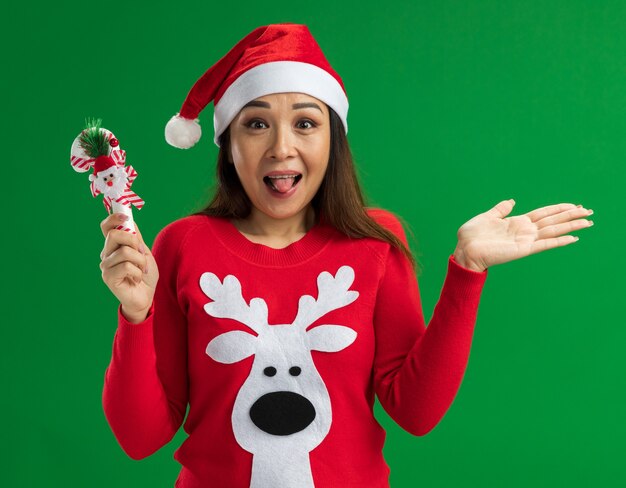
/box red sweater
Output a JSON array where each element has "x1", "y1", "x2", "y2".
[{"x1": 102, "y1": 208, "x2": 487, "y2": 488}]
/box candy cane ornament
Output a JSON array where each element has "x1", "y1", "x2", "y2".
[{"x1": 70, "y1": 119, "x2": 144, "y2": 233}]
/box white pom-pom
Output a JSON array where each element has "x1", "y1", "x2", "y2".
[{"x1": 165, "y1": 114, "x2": 202, "y2": 149}]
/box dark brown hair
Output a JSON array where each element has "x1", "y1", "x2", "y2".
[{"x1": 192, "y1": 106, "x2": 418, "y2": 270}]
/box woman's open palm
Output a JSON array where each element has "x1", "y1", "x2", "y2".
[{"x1": 454, "y1": 200, "x2": 594, "y2": 272}]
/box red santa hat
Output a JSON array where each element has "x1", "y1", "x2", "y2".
[
  {"x1": 92, "y1": 155, "x2": 117, "y2": 176},
  {"x1": 164, "y1": 23, "x2": 349, "y2": 148}
]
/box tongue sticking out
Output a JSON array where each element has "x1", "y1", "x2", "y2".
[{"x1": 272, "y1": 177, "x2": 296, "y2": 193}]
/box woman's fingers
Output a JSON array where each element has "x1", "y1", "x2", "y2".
[
  {"x1": 102, "y1": 259, "x2": 145, "y2": 286},
  {"x1": 100, "y1": 213, "x2": 143, "y2": 258},
  {"x1": 101, "y1": 228, "x2": 140, "y2": 261},
  {"x1": 100, "y1": 213, "x2": 150, "y2": 256},
  {"x1": 537, "y1": 218, "x2": 594, "y2": 240},
  {"x1": 100, "y1": 213, "x2": 131, "y2": 238},
  {"x1": 133, "y1": 221, "x2": 150, "y2": 256},
  {"x1": 98, "y1": 213, "x2": 156, "y2": 315},
  {"x1": 529, "y1": 235, "x2": 579, "y2": 255},
  {"x1": 101, "y1": 244, "x2": 147, "y2": 274},
  {"x1": 525, "y1": 203, "x2": 578, "y2": 222},
  {"x1": 535, "y1": 206, "x2": 593, "y2": 228}
]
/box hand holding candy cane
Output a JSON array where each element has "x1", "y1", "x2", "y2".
[
  {"x1": 70, "y1": 118, "x2": 144, "y2": 233},
  {"x1": 99, "y1": 212, "x2": 158, "y2": 324}
]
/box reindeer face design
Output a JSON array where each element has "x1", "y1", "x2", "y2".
[{"x1": 200, "y1": 266, "x2": 358, "y2": 487}]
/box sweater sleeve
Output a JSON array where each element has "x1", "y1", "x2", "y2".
[
  {"x1": 102, "y1": 222, "x2": 189, "y2": 460},
  {"x1": 371, "y1": 212, "x2": 487, "y2": 436}
]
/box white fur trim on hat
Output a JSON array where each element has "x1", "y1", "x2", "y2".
[
  {"x1": 212, "y1": 61, "x2": 349, "y2": 146},
  {"x1": 165, "y1": 114, "x2": 202, "y2": 149}
]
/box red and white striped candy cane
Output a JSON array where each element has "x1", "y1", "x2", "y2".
[{"x1": 70, "y1": 127, "x2": 145, "y2": 234}]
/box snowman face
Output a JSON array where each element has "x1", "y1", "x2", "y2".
[{"x1": 92, "y1": 165, "x2": 128, "y2": 198}]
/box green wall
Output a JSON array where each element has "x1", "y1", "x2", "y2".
[{"x1": 3, "y1": 0, "x2": 622, "y2": 486}]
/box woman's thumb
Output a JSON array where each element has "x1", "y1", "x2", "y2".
[{"x1": 487, "y1": 199, "x2": 516, "y2": 219}]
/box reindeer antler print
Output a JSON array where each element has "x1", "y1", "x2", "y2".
[
  {"x1": 293, "y1": 265, "x2": 359, "y2": 329},
  {"x1": 199, "y1": 273, "x2": 269, "y2": 333}
]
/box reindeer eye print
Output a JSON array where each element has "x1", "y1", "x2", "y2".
[
  {"x1": 263, "y1": 367, "x2": 277, "y2": 377},
  {"x1": 289, "y1": 367, "x2": 301, "y2": 376}
]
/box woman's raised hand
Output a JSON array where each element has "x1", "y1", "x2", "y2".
[
  {"x1": 453, "y1": 200, "x2": 594, "y2": 272},
  {"x1": 99, "y1": 213, "x2": 159, "y2": 323}
]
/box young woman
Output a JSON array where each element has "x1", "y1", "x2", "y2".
[{"x1": 99, "y1": 24, "x2": 593, "y2": 488}]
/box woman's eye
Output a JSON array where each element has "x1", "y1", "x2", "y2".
[
  {"x1": 246, "y1": 119, "x2": 267, "y2": 130},
  {"x1": 298, "y1": 120, "x2": 316, "y2": 129},
  {"x1": 244, "y1": 119, "x2": 316, "y2": 130}
]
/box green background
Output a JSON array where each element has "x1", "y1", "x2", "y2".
[{"x1": 3, "y1": 0, "x2": 623, "y2": 486}]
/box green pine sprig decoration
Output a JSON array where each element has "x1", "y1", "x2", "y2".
[{"x1": 78, "y1": 117, "x2": 109, "y2": 158}]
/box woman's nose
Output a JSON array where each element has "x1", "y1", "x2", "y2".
[{"x1": 267, "y1": 123, "x2": 297, "y2": 161}]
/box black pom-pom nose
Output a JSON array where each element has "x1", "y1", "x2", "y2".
[{"x1": 250, "y1": 391, "x2": 316, "y2": 436}]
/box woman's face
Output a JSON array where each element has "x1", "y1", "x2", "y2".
[{"x1": 228, "y1": 92, "x2": 331, "y2": 224}]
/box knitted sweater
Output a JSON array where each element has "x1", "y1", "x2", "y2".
[{"x1": 102, "y1": 208, "x2": 487, "y2": 488}]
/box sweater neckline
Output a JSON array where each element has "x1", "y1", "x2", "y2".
[{"x1": 207, "y1": 214, "x2": 338, "y2": 267}]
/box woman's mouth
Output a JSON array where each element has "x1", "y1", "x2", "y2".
[{"x1": 263, "y1": 174, "x2": 302, "y2": 194}]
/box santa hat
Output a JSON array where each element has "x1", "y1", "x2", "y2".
[
  {"x1": 92, "y1": 155, "x2": 117, "y2": 176},
  {"x1": 164, "y1": 23, "x2": 349, "y2": 148}
]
